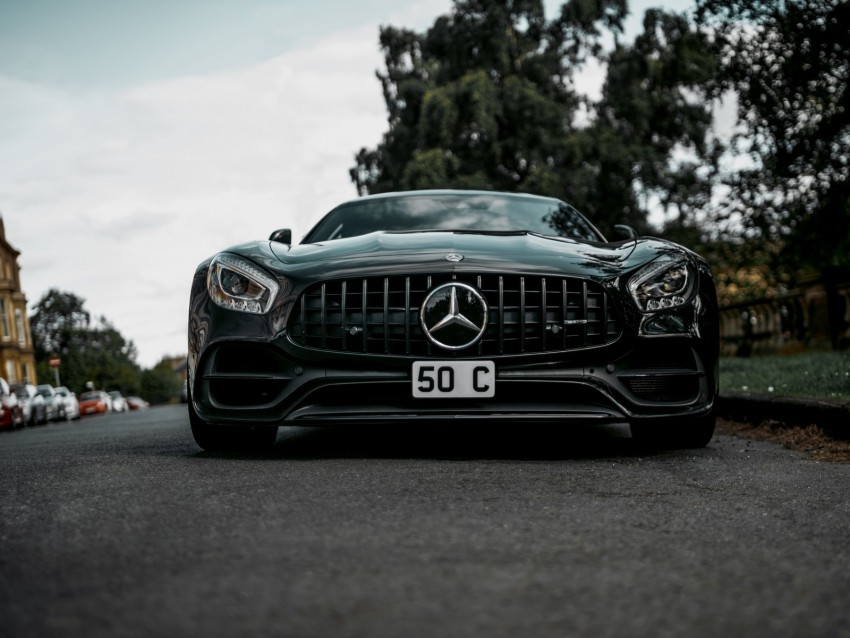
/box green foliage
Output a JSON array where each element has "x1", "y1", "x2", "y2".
[
  {"x1": 720, "y1": 351, "x2": 850, "y2": 401},
  {"x1": 30, "y1": 289, "x2": 141, "y2": 395},
  {"x1": 352, "y1": 0, "x2": 721, "y2": 238},
  {"x1": 696, "y1": 0, "x2": 850, "y2": 281},
  {"x1": 140, "y1": 359, "x2": 182, "y2": 405}
]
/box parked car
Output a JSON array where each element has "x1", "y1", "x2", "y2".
[
  {"x1": 126, "y1": 396, "x2": 150, "y2": 410},
  {"x1": 186, "y1": 189, "x2": 719, "y2": 452},
  {"x1": 79, "y1": 390, "x2": 112, "y2": 416},
  {"x1": 108, "y1": 391, "x2": 128, "y2": 412},
  {"x1": 54, "y1": 386, "x2": 81, "y2": 421},
  {"x1": 11, "y1": 383, "x2": 47, "y2": 426},
  {"x1": 0, "y1": 378, "x2": 24, "y2": 429},
  {"x1": 36, "y1": 384, "x2": 66, "y2": 422}
]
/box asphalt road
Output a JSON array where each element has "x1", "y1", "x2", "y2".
[{"x1": 1, "y1": 406, "x2": 849, "y2": 638}]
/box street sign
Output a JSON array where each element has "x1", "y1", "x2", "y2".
[{"x1": 49, "y1": 357, "x2": 61, "y2": 368}]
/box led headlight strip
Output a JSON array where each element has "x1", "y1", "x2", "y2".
[
  {"x1": 628, "y1": 255, "x2": 694, "y2": 312},
  {"x1": 207, "y1": 253, "x2": 280, "y2": 314}
]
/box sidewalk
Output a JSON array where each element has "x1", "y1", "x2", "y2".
[{"x1": 718, "y1": 392, "x2": 850, "y2": 441}]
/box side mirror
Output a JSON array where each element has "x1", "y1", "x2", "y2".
[
  {"x1": 611, "y1": 224, "x2": 639, "y2": 241},
  {"x1": 269, "y1": 228, "x2": 292, "y2": 245}
]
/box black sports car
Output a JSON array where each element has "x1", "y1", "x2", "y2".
[{"x1": 188, "y1": 190, "x2": 718, "y2": 451}]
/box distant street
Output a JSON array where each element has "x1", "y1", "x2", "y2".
[{"x1": 1, "y1": 406, "x2": 849, "y2": 638}]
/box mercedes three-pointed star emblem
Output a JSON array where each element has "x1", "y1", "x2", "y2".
[{"x1": 420, "y1": 282, "x2": 488, "y2": 350}]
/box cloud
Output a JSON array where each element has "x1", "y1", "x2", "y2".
[{"x1": 0, "y1": 23, "x2": 392, "y2": 367}]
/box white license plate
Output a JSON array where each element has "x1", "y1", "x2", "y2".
[{"x1": 412, "y1": 361, "x2": 495, "y2": 398}]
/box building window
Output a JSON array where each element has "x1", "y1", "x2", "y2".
[
  {"x1": 21, "y1": 362, "x2": 30, "y2": 384},
  {"x1": 5, "y1": 360, "x2": 15, "y2": 383},
  {"x1": 15, "y1": 309, "x2": 25, "y2": 346},
  {"x1": 0, "y1": 299, "x2": 8, "y2": 340}
]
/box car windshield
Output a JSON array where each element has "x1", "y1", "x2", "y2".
[
  {"x1": 80, "y1": 392, "x2": 99, "y2": 401},
  {"x1": 302, "y1": 193, "x2": 604, "y2": 243}
]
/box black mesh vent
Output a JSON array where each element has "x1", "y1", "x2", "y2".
[
  {"x1": 288, "y1": 274, "x2": 620, "y2": 356},
  {"x1": 624, "y1": 376, "x2": 699, "y2": 403}
]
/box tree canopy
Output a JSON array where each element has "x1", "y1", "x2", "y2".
[
  {"x1": 696, "y1": 0, "x2": 850, "y2": 282},
  {"x1": 351, "y1": 0, "x2": 721, "y2": 237},
  {"x1": 30, "y1": 289, "x2": 141, "y2": 395}
]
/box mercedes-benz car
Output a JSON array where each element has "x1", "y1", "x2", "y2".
[{"x1": 187, "y1": 190, "x2": 718, "y2": 452}]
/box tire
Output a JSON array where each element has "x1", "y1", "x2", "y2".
[
  {"x1": 188, "y1": 387, "x2": 277, "y2": 453},
  {"x1": 630, "y1": 410, "x2": 716, "y2": 450}
]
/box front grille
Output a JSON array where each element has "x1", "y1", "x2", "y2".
[{"x1": 288, "y1": 273, "x2": 621, "y2": 356}]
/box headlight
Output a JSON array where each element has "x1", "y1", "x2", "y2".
[
  {"x1": 628, "y1": 256, "x2": 694, "y2": 312},
  {"x1": 207, "y1": 253, "x2": 280, "y2": 314}
]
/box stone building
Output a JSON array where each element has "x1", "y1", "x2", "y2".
[{"x1": 0, "y1": 217, "x2": 37, "y2": 384}]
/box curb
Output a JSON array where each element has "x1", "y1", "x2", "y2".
[{"x1": 718, "y1": 392, "x2": 850, "y2": 441}]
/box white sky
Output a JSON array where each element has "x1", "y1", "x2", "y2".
[{"x1": 0, "y1": 0, "x2": 694, "y2": 368}]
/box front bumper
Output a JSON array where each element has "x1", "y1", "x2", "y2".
[{"x1": 190, "y1": 334, "x2": 716, "y2": 427}]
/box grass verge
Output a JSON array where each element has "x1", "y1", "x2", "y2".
[
  {"x1": 719, "y1": 350, "x2": 850, "y2": 401},
  {"x1": 718, "y1": 351, "x2": 850, "y2": 462}
]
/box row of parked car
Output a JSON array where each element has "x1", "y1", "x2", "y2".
[{"x1": 0, "y1": 379, "x2": 149, "y2": 429}]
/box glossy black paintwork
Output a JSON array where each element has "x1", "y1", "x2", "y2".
[{"x1": 188, "y1": 190, "x2": 718, "y2": 427}]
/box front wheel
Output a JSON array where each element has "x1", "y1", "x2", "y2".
[
  {"x1": 188, "y1": 389, "x2": 277, "y2": 453},
  {"x1": 630, "y1": 411, "x2": 716, "y2": 450}
]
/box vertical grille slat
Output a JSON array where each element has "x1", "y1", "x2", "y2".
[
  {"x1": 499, "y1": 276, "x2": 505, "y2": 355},
  {"x1": 341, "y1": 280, "x2": 348, "y2": 351},
  {"x1": 581, "y1": 280, "x2": 587, "y2": 345},
  {"x1": 383, "y1": 277, "x2": 389, "y2": 354},
  {"x1": 541, "y1": 277, "x2": 548, "y2": 350},
  {"x1": 361, "y1": 280, "x2": 368, "y2": 353},
  {"x1": 520, "y1": 276, "x2": 526, "y2": 353},
  {"x1": 320, "y1": 283, "x2": 327, "y2": 349},
  {"x1": 405, "y1": 277, "x2": 411, "y2": 355},
  {"x1": 290, "y1": 274, "x2": 620, "y2": 356}
]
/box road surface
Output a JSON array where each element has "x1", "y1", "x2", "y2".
[{"x1": 1, "y1": 405, "x2": 848, "y2": 637}]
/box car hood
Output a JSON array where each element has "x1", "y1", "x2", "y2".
[
  {"x1": 266, "y1": 231, "x2": 620, "y2": 277},
  {"x1": 261, "y1": 230, "x2": 695, "y2": 282},
  {"x1": 204, "y1": 232, "x2": 693, "y2": 287}
]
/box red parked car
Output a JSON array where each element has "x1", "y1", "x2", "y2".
[
  {"x1": 0, "y1": 378, "x2": 25, "y2": 429},
  {"x1": 79, "y1": 391, "x2": 112, "y2": 416},
  {"x1": 126, "y1": 396, "x2": 150, "y2": 411}
]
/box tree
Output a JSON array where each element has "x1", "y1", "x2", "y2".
[
  {"x1": 352, "y1": 0, "x2": 721, "y2": 237},
  {"x1": 696, "y1": 0, "x2": 850, "y2": 282},
  {"x1": 140, "y1": 359, "x2": 182, "y2": 405},
  {"x1": 30, "y1": 289, "x2": 141, "y2": 394},
  {"x1": 351, "y1": 0, "x2": 594, "y2": 195}
]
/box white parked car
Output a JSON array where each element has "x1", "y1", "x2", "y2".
[
  {"x1": 54, "y1": 386, "x2": 81, "y2": 420},
  {"x1": 108, "y1": 391, "x2": 128, "y2": 413},
  {"x1": 36, "y1": 384, "x2": 66, "y2": 422}
]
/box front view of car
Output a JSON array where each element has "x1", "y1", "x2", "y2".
[{"x1": 187, "y1": 190, "x2": 718, "y2": 452}]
